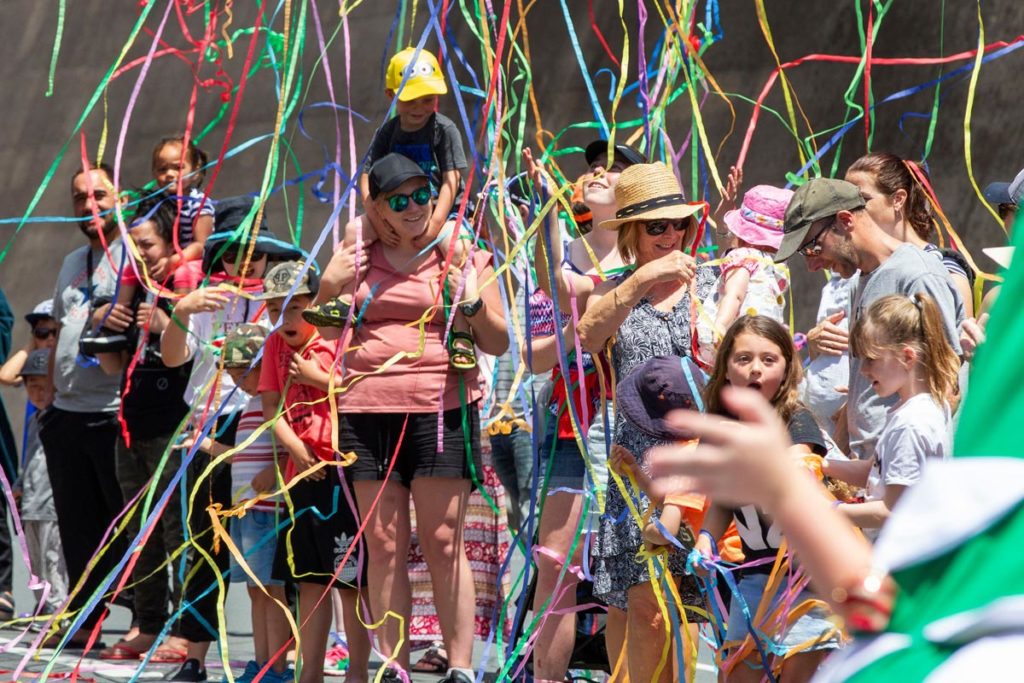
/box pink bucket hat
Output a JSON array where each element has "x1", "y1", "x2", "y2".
[{"x1": 723, "y1": 184, "x2": 794, "y2": 250}]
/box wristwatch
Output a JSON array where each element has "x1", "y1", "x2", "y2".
[{"x1": 458, "y1": 297, "x2": 484, "y2": 317}]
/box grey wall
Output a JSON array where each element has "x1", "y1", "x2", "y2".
[{"x1": 2, "y1": 1, "x2": 1021, "y2": 425}]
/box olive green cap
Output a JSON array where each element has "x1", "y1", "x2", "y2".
[{"x1": 775, "y1": 178, "x2": 865, "y2": 262}]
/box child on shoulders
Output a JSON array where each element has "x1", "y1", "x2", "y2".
[
  {"x1": 696, "y1": 185, "x2": 793, "y2": 367},
  {"x1": 307, "y1": 48, "x2": 476, "y2": 370}
]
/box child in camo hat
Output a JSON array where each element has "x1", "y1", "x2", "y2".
[{"x1": 184, "y1": 323, "x2": 294, "y2": 682}]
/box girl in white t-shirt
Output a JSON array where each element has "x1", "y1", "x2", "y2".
[{"x1": 824, "y1": 293, "x2": 959, "y2": 534}]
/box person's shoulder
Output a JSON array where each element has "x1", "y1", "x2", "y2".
[
  {"x1": 371, "y1": 116, "x2": 401, "y2": 140},
  {"x1": 432, "y1": 112, "x2": 459, "y2": 130}
]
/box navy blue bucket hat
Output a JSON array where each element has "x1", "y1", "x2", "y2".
[
  {"x1": 202, "y1": 196, "x2": 307, "y2": 273},
  {"x1": 617, "y1": 355, "x2": 707, "y2": 441}
]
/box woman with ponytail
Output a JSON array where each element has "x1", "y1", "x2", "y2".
[
  {"x1": 846, "y1": 152, "x2": 976, "y2": 317},
  {"x1": 822, "y1": 293, "x2": 959, "y2": 538}
]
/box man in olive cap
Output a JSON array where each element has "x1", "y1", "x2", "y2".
[{"x1": 775, "y1": 178, "x2": 965, "y2": 462}]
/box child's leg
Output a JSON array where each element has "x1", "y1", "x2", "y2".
[
  {"x1": 338, "y1": 587, "x2": 370, "y2": 682},
  {"x1": 779, "y1": 650, "x2": 828, "y2": 683},
  {"x1": 260, "y1": 584, "x2": 291, "y2": 674},
  {"x1": 296, "y1": 582, "x2": 334, "y2": 683},
  {"x1": 249, "y1": 586, "x2": 270, "y2": 665}
]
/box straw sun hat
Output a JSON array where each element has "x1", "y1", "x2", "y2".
[{"x1": 599, "y1": 162, "x2": 704, "y2": 230}]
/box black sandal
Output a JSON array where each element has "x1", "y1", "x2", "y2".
[
  {"x1": 301, "y1": 298, "x2": 353, "y2": 328},
  {"x1": 411, "y1": 643, "x2": 449, "y2": 673},
  {"x1": 447, "y1": 331, "x2": 477, "y2": 371}
]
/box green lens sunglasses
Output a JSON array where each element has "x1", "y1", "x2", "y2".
[{"x1": 387, "y1": 186, "x2": 432, "y2": 212}]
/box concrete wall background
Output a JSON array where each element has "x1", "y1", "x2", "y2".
[{"x1": 1, "y1": 1, "x2": 1021, "y2": 423}]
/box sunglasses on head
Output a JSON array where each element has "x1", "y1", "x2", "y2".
[
  {"x1": 33, "y1": 327, "x2": 57, "y2": 340},
  {"x1": 643, "y1": 219, "x2": 688, "y2": 236},
  {"x1": 386, "y1": 186, "x2": 432, "y2": 212}
]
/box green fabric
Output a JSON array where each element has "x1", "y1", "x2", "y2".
[
  {"x1": 954, "y1": 209, "x2": 1024, "y2": 458},
  {"x1": 845, "y1": 501, "x2": 1024, "y2": 681}
]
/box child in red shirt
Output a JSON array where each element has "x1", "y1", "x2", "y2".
[{"x1": 257, "y1": 261, "x2": 369, "y2": 683}]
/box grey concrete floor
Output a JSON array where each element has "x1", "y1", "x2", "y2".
[{"x1": 0, "y1": 536, "x2": 717, "y2": 682}]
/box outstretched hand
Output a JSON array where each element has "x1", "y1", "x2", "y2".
[{"x1": 646, "y1": 387, "x2": 797, "y2": 509}]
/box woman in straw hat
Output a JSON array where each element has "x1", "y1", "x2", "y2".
[{"x1": 578, "y1": 162, "x2": 716, "y2": 682}]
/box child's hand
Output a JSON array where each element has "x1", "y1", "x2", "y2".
[
  {"x1": 176, "y1": 433, "x2": 213, "y2": 454},
  {"x1": 290, "y1": 444, "x2": 326, "y2": 481},
  {"x1": 691, "y1": 531, "x2": 715, "y2": 574},
  {"x1": 174, "y1": 286, "x2": 231, "y2": 317},
  {"x1": 610, "y1": 444, "x2": 656, "y2": 496},
  {"x1": 149, "y1": 256, "x2": 172, "y2": 283},
  {"x1": 100, "y1": 303, "x2": 134, "y2": 333},
  {"x1": 365, "y1": 206, "x2": 401, "y2": 247},
  {"x1": 135, "y1": 302, "x2": 170, "y2": 335},
  {"x1": 250, "y1": 464, "x2": 278, "y2": 493},
  {"x1": 642, "y1": 520, "x2": 671, "y2": 549},
  {"x1": 609, "y1": 444, "x2": 638, "y2": 476},
  {"x1": 288, "y1": 352, "x2": 321, "y2": 386},
  {"x1": 522, "y1": 148, "x2": 547, "y2": 191}
]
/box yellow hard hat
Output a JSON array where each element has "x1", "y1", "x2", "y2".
[{"x1": 385, "y1": 47, "x2": 448, "y2": 101}]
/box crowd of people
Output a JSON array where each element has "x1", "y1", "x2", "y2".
[{"x1": 0, "y1": 43, "x2": 1018, "y2": 683}]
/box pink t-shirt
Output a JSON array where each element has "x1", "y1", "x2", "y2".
[
  {"x1": 258, "y1": 331, "x2": 338, "y2": 469},
  {"x1": 336, "y1": 241, "x2": 489, "y2": 413},
  {"x1": 120, "y1": 259, "x2": 204, "y2": 291}
]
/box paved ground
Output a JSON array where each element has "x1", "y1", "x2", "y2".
[{"x1": 0, "y1": 542, "x2": 717, "y2": 682}]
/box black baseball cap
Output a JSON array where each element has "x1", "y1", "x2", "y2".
[
  {"x1": 368, "y1": 153, "x2": 429, "y2": 200},
  {"x1": 584, "y1": 139, "x2": 647, "y2": 168}
]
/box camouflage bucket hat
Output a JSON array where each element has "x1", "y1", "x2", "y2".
[{"x1": 221, "y1": 323, "x2": 268, "y2": 368}]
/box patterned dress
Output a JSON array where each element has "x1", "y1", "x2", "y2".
[{"x1": 592, "y1": 264, "x2": 716, "y2": 612}]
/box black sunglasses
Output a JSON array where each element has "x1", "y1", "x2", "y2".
[
  {"x1": 798, "y1": 219, "x2": 835, "y2": 257},
  {"x1": 33, "y1": 327, "x2": 58, "y2": 340},
  {"x1": 387, "y1": 186, "x2": 432, "y2": 212},
  {"x1": 643, "y1": 219, "x2": 687, "y2": 236}
]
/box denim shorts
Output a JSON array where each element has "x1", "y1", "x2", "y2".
[
  {"x1": 724, "y1": 571, "x2": 840, "y2": 656},
  {"x1": 539, "y1": 419, "x2": 587, "y2": 491},
  {"x1": 229, "y1": 509, "x2": 284, "y2": 587}
]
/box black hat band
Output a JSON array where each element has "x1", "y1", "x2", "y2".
[{"x1": 615, "y1": 194, "x2": 687, "y2": 219}]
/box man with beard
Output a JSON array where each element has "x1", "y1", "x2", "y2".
[
  {"x1": 38, "y1": 163, "x2": 129, "y2": 647},
  {"x1": 774, "y1": 178, "x2": 965, "y2": 462}
]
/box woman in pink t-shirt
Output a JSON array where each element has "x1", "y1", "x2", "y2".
[{"x1": 312, "y1": 153, "x2": 508, "y2": 682}]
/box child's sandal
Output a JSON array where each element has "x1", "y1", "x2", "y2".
[
  {"x1": 301, "y1": 298, "x2": 352, "y2": 328},
  {"x1": 447, "y1": 331, "x2": 477, "y2": 371}
]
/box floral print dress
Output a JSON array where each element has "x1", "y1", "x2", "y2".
[{"x1": 592, "y1": 264, "x2": 716, "y2": 612}]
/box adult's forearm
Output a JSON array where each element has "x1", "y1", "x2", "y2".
[
  {"x1": 522, "y1": 323, "x2": 575, "y2": 374},
  {"x1": 577, "y1": 277, "x2": 646, "y2": 353},
  {"x1": 468, "y1": 304, "x2": 509, "y2": 356},
  {"x1": 770, "y1": 473, "x2": 873, "y2": 606},
  {"x1": 160, "y1": 314, "x2": 192, "y2": 367}
]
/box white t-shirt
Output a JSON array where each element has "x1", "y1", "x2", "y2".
[
  {"x1": 183, "y1": 294, "x2": 267, "y2": 416},
  {"x1": 801, "y1": 273, "x2": 854, "y2": 433},
  {"x1": 866, "y1": 393, "x2": 951, "y2": 504}
]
